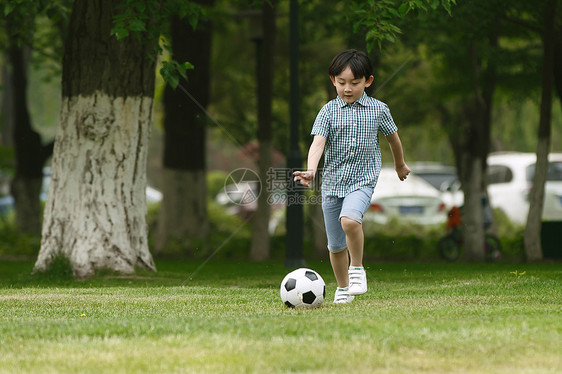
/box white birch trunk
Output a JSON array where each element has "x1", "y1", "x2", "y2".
[{"x1": 34, "y1": 92, "x2": 156, "y2": 278}]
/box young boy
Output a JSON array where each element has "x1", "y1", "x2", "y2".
[{"x1": 293, "y1": 49, "x2": 410, "y2": 303}]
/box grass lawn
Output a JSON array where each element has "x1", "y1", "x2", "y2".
[{"x1": 0, "y1": 258, "x2": 560, "y2": 373}]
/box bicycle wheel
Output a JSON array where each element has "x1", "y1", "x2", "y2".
[
  {"x1": 438, "y1": 235, "x2": 461, "y2": 262},
  {"x1": 484, "y1": 234, "x2": 502, "y2": 262}
]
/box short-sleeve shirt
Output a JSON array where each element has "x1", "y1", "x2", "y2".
[{"x1": 311, "y1": 93, "x2": 398, "y2": 197}]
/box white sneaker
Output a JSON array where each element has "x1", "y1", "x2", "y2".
[
  {"x1": 348, "y1": 266, "x2": 367, "y2": 296},
  {"x1": 334, "y1": 287, "x2": 355, "y2": 304}
]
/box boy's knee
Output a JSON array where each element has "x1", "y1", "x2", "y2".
[{"x1": 340, "y1": 217, "x2": 361, "y2": 234}]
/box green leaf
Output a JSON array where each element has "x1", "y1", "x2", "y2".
[
  {"x1": 133, "y1": 2, "x2": 146, "y2": 13},
  {"x1": 179, "y1": 61, "x2": 194, "y2": 71},
  {"x1": 110, "y1": 24, "x2": 129, "y2": 40},
  {"x1": 388, "y1": 8, "x2": 401, "y2": 18},
  {"x1": 160, "y1": 66, "x2": 179, "y2": 89},
  {"x1": 129, "y1": 19, "x2": 146, "y2": 32},
  {"x1": 441, "y1": 0, "x2": 454, "y2": 15},
  {"x1": 398, "y1": 2, "x2": 410, "y2": 16},
  {"x1": 4, "y1": 4, "x2": 14, "y2": 16}
]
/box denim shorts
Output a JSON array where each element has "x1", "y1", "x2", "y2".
[{"x1": 322, "y1": 187, "x2": 374, "y2": 253}]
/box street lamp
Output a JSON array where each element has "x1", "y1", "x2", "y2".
[{"x1": 285, "y1": 0, "x2": 305, "y2": 268}]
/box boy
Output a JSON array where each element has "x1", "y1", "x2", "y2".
[{"x1": 293, "y1": 49, "x2": 410, "y2": 303}]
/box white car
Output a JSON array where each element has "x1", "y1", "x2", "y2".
[
  {"x1": 487, "y1": 152, "x2": 562, "y2": 224},
  {"x1": 408, "y1": 162, "x2": 457, "y2": 190},
  {"x1": 364, "y1": 168, "x2": 447, "y2": 225},
  {"x1": 408, "y1": 162, "x2": 462, "y2": 210}
]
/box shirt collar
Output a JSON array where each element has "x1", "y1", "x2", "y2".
[{"x1": 336, "y1": 92, "x2": 370, "y2": 108}]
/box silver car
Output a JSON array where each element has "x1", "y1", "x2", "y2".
[
  {"x1": 365, "y1": 168, "x2": 448, "y2": 225},
  {"x1": 487, "y1": 152, "x2": 562, "y2": 224}
]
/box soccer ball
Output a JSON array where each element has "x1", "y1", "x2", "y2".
[{"x1": 280, "y1": 268, "x2": 326, "y2": 308}]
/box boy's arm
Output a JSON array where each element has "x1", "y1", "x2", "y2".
[
  {"x1": 385, "y1": 132, "x2": 410, "y2": 181},
  {"x1": 293, "y1": 135, "x2": 326, "y2": 187}
]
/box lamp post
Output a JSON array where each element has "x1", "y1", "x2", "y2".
[{"x1": 285, "y1": 0, "x2": 305, "y2": 268}]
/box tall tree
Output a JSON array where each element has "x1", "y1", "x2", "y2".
[
  {"x1": 390, "y1": 1, "x2": 508, "y2": 260},
  {"x1": 155, "y1": 1, "x2": 213, "y2": 256},
  {"x1": 447, "y1": 22, "x2": 499, "y2": 262},
  {"x1": 34, "y1": 0, "x2": 158, "y2": 278},
  {"x1": 524, "y1": 0, "x2": 558, "y2": 260},
  {"x1": 2, "y1": 1, "x2": 62, "y2": 234},
  {"x1": 353, "y1": 0, "x2": 501, "y2": 260},
  {"x1": 555, "y1": 21, "x2": 562, "y2": 109},
  {"x1": 6, "y1": 37, "x2": 53, "y2": 235}
]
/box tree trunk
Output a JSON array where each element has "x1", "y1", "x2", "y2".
[
  {"x1": 1, "y1": 55, "x2": 15, "y2": 147},
  {"x1": 6, "y1": 19, "x2": 54, "y2": 235},
  {"x1": 524, "y1": 0, "x2": 556, "y2": 261},
  {"x1": 250, "y1": 0, "x2": 276, "y2": 261},
  {"x1": 156, "y1": 169, "x2": 207, "y2": 256},
  {"x1": 455, "y1": 39, "x2": 497, "y2": 262},
  {"x1": 459, "y1": 152, "x2": 485, "y2": 261},
  {"x1": 34, "y1": 0, "x2": 156, "y2": 278},
  {"x1": 554, "y1": 22, "x2": 562, "y2": 108},
  {"x1": 155, "y1": 6, "x2": 213, "y2": 255}
]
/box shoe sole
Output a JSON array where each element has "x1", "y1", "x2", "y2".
[
  {"x1": 333, "y1": 297, "x2": 355, "y2": 304},
  {"x1": 348, "y1": 289, "x2": 367, "y2": 296}
]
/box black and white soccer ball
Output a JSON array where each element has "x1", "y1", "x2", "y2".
[{"x1": 280, "y1": 268, "x2": 326, "y2": 308}]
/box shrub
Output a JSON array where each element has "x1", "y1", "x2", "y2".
[{"x1": 0, "y1": 216, "x2": 41, "y2": 257}]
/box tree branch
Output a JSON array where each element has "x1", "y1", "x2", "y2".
[{"x1": 501, "y1": 15, "x2": 542, "y2": 34}]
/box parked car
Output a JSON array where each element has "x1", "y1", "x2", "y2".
[
  {"x1": 410, "y1": 162, "x2": 458, "y2": 190},
  {"x1": 438, "y1": 152, "x2": 562, "y2": 224},
  {"x1": 438, "y1": 178, "x2": 464, "y2": 210},
  {"x1": 145, "y1": 186, "x2": 163, "y2": 204},
  {"x1": 487, "y1": 152, "x2": 562, "y2": 224},
  {"x1": 409, "y1": 162, "x2": 462, "y2": 210},
  {"x1": 0, "y1": 170, "x2": 13, "y2": 215},
  {"x1": 364, "y1": 168, "x2": 447, "y2": 225}
]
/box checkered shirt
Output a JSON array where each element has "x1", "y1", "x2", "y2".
[{"x1": 311, "y1": 93, "x2": 398, "y2": 197}]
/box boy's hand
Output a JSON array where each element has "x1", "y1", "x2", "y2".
[
  {"x1": 293, "y1": 170, "x2": 315, "y2": 188},
  {"x1": 396, "y1": 164, "x2": 411, "y2": 181}
]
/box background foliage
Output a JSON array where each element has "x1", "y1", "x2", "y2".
[{"x1": 0, "y1": 0, "x2": 560, "y2": 260}]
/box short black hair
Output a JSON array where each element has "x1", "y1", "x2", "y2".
[{"x1": 328, "y1": 49, "x2": 373, "y2": 79}]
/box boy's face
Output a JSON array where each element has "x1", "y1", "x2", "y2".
[{"x1": 330, "y1": 66, "x2": 374, "y2": 104}]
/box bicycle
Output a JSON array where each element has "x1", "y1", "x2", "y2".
[{"x1": 438, "y1": 227, "x2": 502, "y2": 262}]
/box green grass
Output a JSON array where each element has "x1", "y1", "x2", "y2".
[{"x1": 0, "y1": 259, "x2": 560, "y2": 373}]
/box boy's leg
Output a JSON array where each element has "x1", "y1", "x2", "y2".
[
  {"x1": 329, "y1": 249, "x2": 349, "y2": 287},
  {"x1": 339, "y1": 188, "x2": 373, "y2": 296},
  {"x1": 341, "y1": 217, "x2": 364, "y2": 267},
  {"x1": 331, "y1": 250, "x2": 354, "y2": 303},
  {"x1": 322, "y1": 195, "x2": 348, "y2": 286},
  {"x1": 341, "y1": 217, "x2": 367, "y2": 295},
  {"x1": 322, "y1": 195, "x2": 354, "y2": 303}
]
